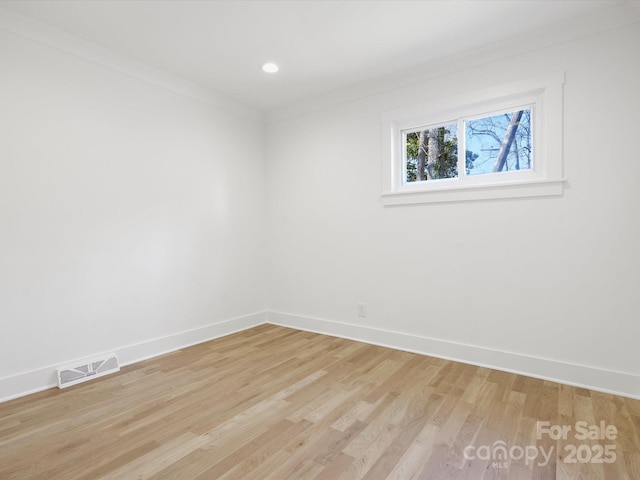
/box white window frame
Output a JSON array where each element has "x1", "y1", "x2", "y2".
[{"x1": 381, "y1": 73, "x2": 565, "y2": 205}]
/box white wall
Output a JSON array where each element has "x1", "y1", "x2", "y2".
[
  {"x1": 0, "y1": 23, "x2": 266, "y2": 398},
  {"x1": 266, "y1": 22, "x2": 640, "y2": 397},
  {"x1": 1, "y1": 7, "x2": 638, "y2": 401}
]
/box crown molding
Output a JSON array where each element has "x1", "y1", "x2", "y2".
[
  {"x1": 265, "y1": 1, "x2": 640, "y2": 124},
  {"x1": 0, "y1": 6, "x2": 263, "y2": 123}
]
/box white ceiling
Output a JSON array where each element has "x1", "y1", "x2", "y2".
[{"x1": 0, "y1": 0, "x2": 625, "y2": 112}]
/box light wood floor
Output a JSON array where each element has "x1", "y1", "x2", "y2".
[{"x1": 1, "y1": 325, "x2": 639, "y2": 479}]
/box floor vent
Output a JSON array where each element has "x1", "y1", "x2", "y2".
[{"x1": 56, "y1": 354, "x2": 120, "y2": 388}]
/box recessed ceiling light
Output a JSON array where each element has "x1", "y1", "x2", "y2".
[{"x1": 261, "y1": 62, "x2": 279, "y2": 74}]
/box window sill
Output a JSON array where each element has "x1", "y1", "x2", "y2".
[{"x1": 381, "y1": 178, "x2": 565, "y2": 206}]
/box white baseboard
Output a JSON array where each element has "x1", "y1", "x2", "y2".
[
  {"x1": 267, "y1": 311, "x2": 640, "y2": 401},
  {"x1": 4, "y1": 310, "x2": 638, "y2": 403},
  {"x1": 0, "y1": 311, "x2": 266, "y2": 403}
]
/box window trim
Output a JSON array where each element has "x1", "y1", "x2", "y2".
[{"x1": 381, "y1": 73, "x2": 565, "y2": 205}]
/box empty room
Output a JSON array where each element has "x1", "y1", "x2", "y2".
[{"x1": 1, "y1": 1, "x2": 639, "y2": 479}]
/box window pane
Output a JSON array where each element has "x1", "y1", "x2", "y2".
[
  {"x1": 404, "y1": 124, "x2": 458, "y2": 182},
  {"x1": 465, "y1": 108, "x2": 532, "y2": 175}
]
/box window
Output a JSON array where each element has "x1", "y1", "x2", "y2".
[{"x1": 382, "y1": 74, "x2": 565, "y2": 205}]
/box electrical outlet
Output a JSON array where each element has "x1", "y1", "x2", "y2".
[{"x1": 357, "y1": 303, "x2": 367, "y2": 318}]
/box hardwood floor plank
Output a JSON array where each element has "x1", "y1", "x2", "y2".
[
  {"x1": 385, "y1": 423, "x2": 440, "y2": 479},
  {"x1": 1, "y1": 324, "x2": 638, "y2": 479},
  {"x1": 361, "y1": 414, "x2": 430, "y2": 479}
]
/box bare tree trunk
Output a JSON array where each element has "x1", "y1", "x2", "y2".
[
  {"x1": 426, "y1": 128, "x2": 439, "y2": 180},
  {"x1": 416, "y1": 130, "x2": 427, "y2": 181},
  {"x1": 513, "y1": 137, "x2": 520, "y2": 170},
  {"x1": 492, "y1": 110, "x2": 523, "y2": 173}
]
